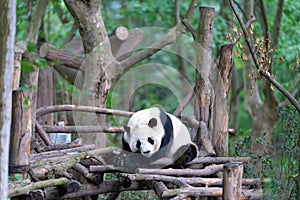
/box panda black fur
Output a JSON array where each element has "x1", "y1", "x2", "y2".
[{"x1": 122, "y1": 107, "x2": 198, "y2": 168}]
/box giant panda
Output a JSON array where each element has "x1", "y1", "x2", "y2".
[{"x1": 122, "y1": 107, "x2": 198, "y2": 169}]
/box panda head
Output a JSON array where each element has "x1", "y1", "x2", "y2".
[{"x1": 123, "y1": 107, "x2": 171, "y2": 157}]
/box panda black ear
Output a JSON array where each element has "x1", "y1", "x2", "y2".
[
  {"x1": 148, "y1": 118, "x2": 157, "y2": 128},
  {"x1": 123, "y1": 125, "x2": 130, "y2": 133}
]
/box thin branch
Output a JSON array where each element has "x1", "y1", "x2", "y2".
[
  {"x1": 173, "y1": 89, "x2": 195, "y2": 117},
  {"x1": 271, "y1": 0, "x2": 284, "y2": 51},
  {"x1": 256, "y1": 0, "x2": 270, "y2": 49},
  {"x1": 175, "y1": 0, "x2": 181, "y2": 24},
  {"x1": 232, "y1": 17, "x2": 256, "y2": 45},
  {"x1": 229, "y1": 0, "x2": 300, "y2": 114},
  {"x1": 185, "y1": 0, "x2": 198, "y2": 20}
]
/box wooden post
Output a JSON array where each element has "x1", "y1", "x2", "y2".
[{"x1": 223, "y1": 162, "x2": 243, "y2": 200}]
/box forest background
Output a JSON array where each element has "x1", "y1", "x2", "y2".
[{"x1": 1, "y1": 0, "x2": 299, "y2": 199}]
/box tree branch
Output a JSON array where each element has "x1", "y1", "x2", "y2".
[
  {"x1": 229, "y1": 0, "x2": 300, "y2": 114},
  {"x1": 116, "y1": 0, "x2": 198, "y2": 77},
  {"x1": 36, "y1": 105, "x2": 133, "y2": 119}
]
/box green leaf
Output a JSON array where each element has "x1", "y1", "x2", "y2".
[
  {"x1": 27, "y1": 42, "x2": 35, "y2": 53},
  {"x1": 21, "y1": 60, "x2": 35, "y2": 72},
  {"x1": 34, "y1": 58, "x2": 48, "y2": 69}
]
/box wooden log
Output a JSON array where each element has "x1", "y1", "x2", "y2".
[
  {"x1": 30, "y1": 147, "x2": 116, "y2": 179},
  {"x1": 62, "y1": 180, "x2": 80, "y2": 193},
  {"x1": 31, "y1": 144, "x2": 96, "y2": 162},
  {"x1": 39, "y1": 27, "x2": 142, "y2": 68},
  {"x1": 89, "y1": 165, "x2": 116, "y2": 173},
  {"x1": 8, "y1": 178, "x2": 69, "y2": 197},
  {"x1": 152, "y1": 181, "x2": 168, "y2": 199},
  {"x1": 188, "y1": 156, "x2": 251, "y2": 165},
  {"x1": 42, "y1": 125, "x2": 124, "y2": 133},
  {"x1": 179, "y1": 177, "x2": 260, "y2": 187},
  {"x1": 35, "y1": 119, "x2": 54, "y2": 146},
  {"x1": 110, "y1": 28, "x2": 144, "y2": 61},
  {"x1": 73, "y1": 163, "x2": 103, "y2": 185},
  {"x1": 28, "y1": 190, "x2": 44, "y2": 200},
  {"x1": 36, "y1": 105, "x2": 133, "y2": 119},
  {"x1": 39, "y1": 43, "x2": 84, "y2": 70},
  {"x1": 119, "y1": 173, "x2": 189, "y2": 187},
  {"x1": 118, "y1": 173, "x2": 260, "y2": 187},
  {"x1": 137, "y1": 164, "x2": 224, "y2": 176},
  {"x1": 61, "y1": 181, "x2": 148, "y2": 199},
  {"x1": 222, "y1": 162, "x2": 243, "y2": 200},
  {"x1": 38, "y1": 137, "x2": 83, "y2": 152}
]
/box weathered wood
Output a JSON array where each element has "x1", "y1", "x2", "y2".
[
  {"x1": 152, "y1": 181, "x2": 168, "y2": 199},
  {"x1": 38, "y1": 137, "x2": 83, "y2": 152},
  {"x1": 35, "y1": 119, "x2": 54, "y2": 146},
  {"x1": 89, "y1": 165, "x2": 116, "y2": 173},
  {"x1": 39, "y1": 43, "x2": 84, "y2": 70},
  {"x1": 73, "y1": 163, "x2": 103, "y2": 185},
  {"x1": 62, "y1": 180, "x2": 80, "y2": 193},
  {"x1": 42, "y1": 125, "x2": 124, "y2": 133},
  {"x1": 110, "y1": 28, "x2": 144, "y2": 61},
  {"x1": 28, "y1": 190, "x2": 44, "y2": 200},
  {"x1": 30, "y1": 147, "x2": 116, "y2": 179},
  {"x1": 210, "y1": 43, "x2": 234, "y2": 156},
  {"x1": 31, "y1": 144, "x2": 96, "y2": 162},
  {"x1": 138, "y1": 164, "x2": 224, "y2": 176},
  {"x1": 37, "y1": 66, "x2": 54, "y2": 126},
  {"x1": 13, "y1": 46, "x2": 24, "y2": 90},
  {"x1": 180, "y1": 177, "x2": 260, "y2": 187},
  {"x1": 119, "y1": 173, "x2": 260, "y2": 187},
  {"x1": 36, "y1": 105, "x2": 133, "y2": 119},
  {"x1": 188, "y1": 156, "x2": 251, "y2": 165},
  {"x1": 0, "y1": 2, "x2": 16, "y2": 199},
  {"x1": 61, "y1": 181, "x2": 148, "y2": 199},
  {"x1": 223, "y1": 162, "x2": 243, "y2": 200},
  {"x1": 8, "y1": 178, "x2": 69, "y2": 198}
]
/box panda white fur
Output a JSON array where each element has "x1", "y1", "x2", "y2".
[{"x1": 122, "y1": 107, "x2": 198, "y2": 168}]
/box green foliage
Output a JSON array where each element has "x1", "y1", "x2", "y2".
[
  {"x1": 8, "y1": 174, "x2": 25, "y2": 185},
  {"x1": 265, "y1": 105, "x2": 300, "y2": 200},
  {"x1": 230, "y1": 106, "x2": 300, "y2": 199}
]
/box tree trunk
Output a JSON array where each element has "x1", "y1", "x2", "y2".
[
  {"x1": 37, "y1": 67, "x2": 53, "y2": 126},
  {"x1": 64, "y1": 0, "x2": 115, "y2": 147},
  {"x1": 242, "y1": 0, "x2": 278, "y2": 158},
  {"x1": 9, "y1": 0, "x2": 48, "y2": 179},
  {"x1": 194, "y1": 7, "x2": 215, "y2": 158},
  {"x1": 0, "y1": 0, "x2": 16, "y2": 199}
]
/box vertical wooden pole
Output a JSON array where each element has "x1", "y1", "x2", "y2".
[{"x1": 223, "y1": 162, "x2": 243, "y2": 200}]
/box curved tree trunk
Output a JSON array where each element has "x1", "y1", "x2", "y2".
[{"x1": 64, "y1": 0, "x2": 114, "y2": 147}]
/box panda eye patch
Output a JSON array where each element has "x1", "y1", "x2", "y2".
[
  {"x1": 136, "y1": 140, "x2": 141, "y2": 149},
  {"x1": 148, "y1": 137, "x2": 154, "y2": 145},
  {"x1": 148, "y1": 118, "x2": 157, "y2": 128}
]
